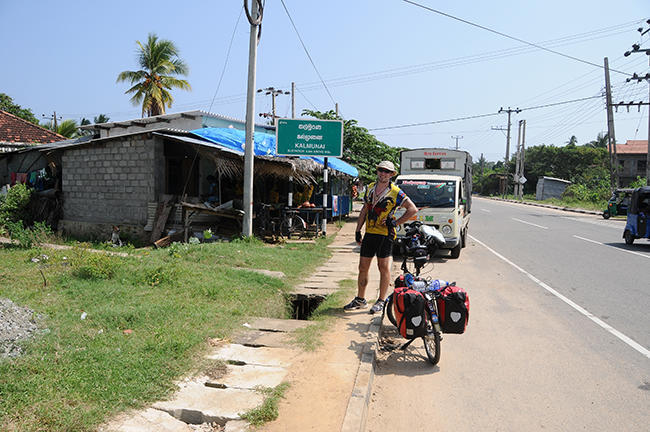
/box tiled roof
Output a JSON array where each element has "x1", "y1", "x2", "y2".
[
  {"x1": 0, "y1": 110, "x2": 65, "y2": 144},
  {"x1": 616, "y1": 140, "x2": 648, "y2": 154}
]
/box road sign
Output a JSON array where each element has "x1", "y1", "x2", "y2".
[
  {"x1": 519, "y1": 176, "x2": 527, "y2": 184},
  {"x1": 276, "y1": 119, "x2": 343, "y2": 157}
]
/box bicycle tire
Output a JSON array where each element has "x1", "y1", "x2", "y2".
[
  {"x1": 281, "y1": 215, "x2": 307, "y2": 239},
  {"x1": 423, "y1": 313, "x2": 441, "y2": 366},
  {"x1": 385, "y1": 295, "x2": 397, "y2": 327}
]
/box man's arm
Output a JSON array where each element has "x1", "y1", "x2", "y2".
[
  {"x1": 356, "y1": 203, "x2": 369, "y2": 232},
  {"x1": 395, "y1": 198, "x2": 417, "y2": 226}
]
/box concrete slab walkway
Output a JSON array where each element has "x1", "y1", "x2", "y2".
[{"x1": 101, "y1": 208, "x2": 382, "y2": 432}]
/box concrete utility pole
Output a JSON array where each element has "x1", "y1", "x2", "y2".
[
  {"x1": 498, "y1": 107, "x2": 521, "y2": 163},
  {"x1": 242, "y1": 0, "x2": 261, "y2": 237},
  {"x1": 42, "y1": 111, "x2": 61, "y2": 131},
  {"x1": 257, "y1": 87, "x2": 290, "y2": 123},
  {"x1": 452, "y1": 135, "x2": 463, "y2": 150},
  {"x1": 623, "y1": 22, "x2": 650, "y2": 185},
  {"x1": 291, "y1": 82, "x2": 296, "y2": 118},
  {"x1": 604, "y1": 57, "x2": 619, "y2": 190}
]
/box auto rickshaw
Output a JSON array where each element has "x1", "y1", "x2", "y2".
[
  {"x1": 623, "y1": 186, "x2": 650, "y2": 245},
  {"x1": 603, "y1": 188, "x2": 633, "y2": 219}
]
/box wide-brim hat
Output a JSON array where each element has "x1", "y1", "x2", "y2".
[{"x1": 376, "y1": 160, "x2": 396, "y2": 173}]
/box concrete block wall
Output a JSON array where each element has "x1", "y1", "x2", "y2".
[{"x1": 61, "y1": 135, "x2": 157, "y2": 226}]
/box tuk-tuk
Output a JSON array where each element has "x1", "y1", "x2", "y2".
[
  {"x1": 603, "y1": 188, "x2": 633, "y2": 219},
  {"x1": 623, "y1": 186, "x2": 650, "y2": 244}
]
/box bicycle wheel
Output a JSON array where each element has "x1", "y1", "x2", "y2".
[
  {"x1": 281, "y1": 215, "x2": 307, "y2": 239},
  {"x1": 385, "y1": 294, "x2": 397, "y2": 327},
  {"x1": 423, "y1": 313, "x2": 441, "y2": 366}
]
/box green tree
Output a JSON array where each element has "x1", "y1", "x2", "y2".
[
  {"x1": 0, "y1": 93, "x2": 39, "y2": 124},
  {"x1": 116, "y1": 33, "x2": 191, "y2": 117},
  {"x1": 301, "y1": 109, "x2": 402, "y2": 184},
  {"x1": 585, "y1": 132, "x2": 608, "y2": 149},
  {"x1": 42, "y1": 119, "x2": 81, "y2": 138}
]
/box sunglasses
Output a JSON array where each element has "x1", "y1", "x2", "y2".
[{"x1": 377, "y1": 168, "x2": 393, "y2": 174}]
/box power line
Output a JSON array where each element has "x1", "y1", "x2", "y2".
[
  {"x1": 208, "y1": 7, "x2": 243, "y2": 113},
  {"x1": 403, "y1": 0, "x2": 632, "y2": 76},
  {"x1": 369, "y1": 95, "x2": 604, "y2": 132},
  {"x1": 279, "y1": 0, "x2": 336, "y2": 106}
]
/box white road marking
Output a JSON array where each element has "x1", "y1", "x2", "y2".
[
  {"x1": 573, "y1": 235, "x2": 650, "y2": 259},
  {"x1": 480, "y1": 209, "x2": 491, "y2": 213},
  {"x1": 469, "y1": 234, "x2": 650, "y2": 360},
  {"x1": 511, "y1": 218, "x2": 548, "y2": 229},
  {"x1": 560, "y1": 216, "x2": 622, "y2": 230}
]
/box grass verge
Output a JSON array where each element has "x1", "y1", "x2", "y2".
[
  {"x1": 0, "y1": 236, "x2": 332, "y2": 431},
  {"x1": 492, "y1": 194, "x2": 606, "y2": 213}
]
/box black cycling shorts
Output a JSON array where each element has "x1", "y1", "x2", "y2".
[{"x1": 360, "y1": 233, "x2": 393, "y2": 258}]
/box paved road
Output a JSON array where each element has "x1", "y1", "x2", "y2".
[{"x1": 367, "y1": 197, "x2": 650, "y2": 432}]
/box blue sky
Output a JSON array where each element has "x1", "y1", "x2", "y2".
[{"x1": 1, "y1": 0, "x2": 648, "y2": 163}]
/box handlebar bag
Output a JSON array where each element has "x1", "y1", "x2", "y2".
[
  {"x1": 393, "y1": 286, "x2": 428, "y2": 339},
  {"x1": 436, "y1": 286, "x2": 469, "y2": 334}
]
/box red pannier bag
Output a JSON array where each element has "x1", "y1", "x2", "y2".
[
  {"x1": 393, "y1": 286, "x2": 427, "y2": 339},
  {"x1": 436, "y1": 286, "x2": 469, "y2": 334}
]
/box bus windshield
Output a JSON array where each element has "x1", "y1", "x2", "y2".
[{"x1": 396, "y1": 180, "x2": 456, "y2": 208}]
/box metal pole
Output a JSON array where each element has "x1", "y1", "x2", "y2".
[{"x1": 242, "y1": 0, "x2": 259, "y2": 237}]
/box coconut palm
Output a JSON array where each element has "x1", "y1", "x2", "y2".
[{"x1": 116, "y1": 33, "x2": 191, "y2": 117}]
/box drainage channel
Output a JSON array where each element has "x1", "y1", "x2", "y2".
[{"x1": 289, "y1": 294, "x2": 326, "y2": 320}]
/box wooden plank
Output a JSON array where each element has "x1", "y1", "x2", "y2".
[
  {"x1": 150, "y1": 199, "x2": 174, "y2": 243},
  {"x1": 153, "y1": 229, "x2": 184, "y2": 249}
]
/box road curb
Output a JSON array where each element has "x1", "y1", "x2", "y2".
[
  {"x1": 341, "y1": 317, "x2": 380, "y2": 432},
  {"x1": 485, "y1": 197, "x2": 602, "y2": 216}
]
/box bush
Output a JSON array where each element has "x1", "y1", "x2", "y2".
[
  {"x1": 4, "y1": 220, "x2": 52, "y2": 248},
  {"x1": 70, "y1": 249, "x2": 117, "y2": 280},
  {"x1": 629, "y1": 176, "x2": 648, "y2": 189},
  {"x1": 0, "y1": 183, "x2": 32, "y2": 225}
]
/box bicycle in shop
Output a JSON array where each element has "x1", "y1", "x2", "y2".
[
  {"x1": 254, "y1": 204, "x2": 308, "y2": 242},
  {"x1": 380, "y1": 221, "x2": 469, "y2": 366}
]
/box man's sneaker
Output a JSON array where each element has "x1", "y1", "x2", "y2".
[
  {"x1": 369, "y1": 299, "x2": 386, "y2": 315},
  {"x1": 343, "y1": 297, "x2": 367, "y2": 310}
]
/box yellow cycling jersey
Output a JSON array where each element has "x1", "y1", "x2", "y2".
[{"x1": 364, "y1": 181, "x2": 408, "y2": 238}]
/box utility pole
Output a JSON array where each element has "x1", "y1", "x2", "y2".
[
  {"x1": 257, "y1": 87, "x2": 290, "y2": 124},
  {"x1": 452, "y1": 135, "x2": 463, "y2": 150},
  {"x1": 243, "y1": 0, "x2": 261, "y2": 237},
  {"x1": 496, "y1": 106, "x2": 521, "y2": 196},
  {"x1": 291, "y1": 82, "x2": 296, "y2": 118},
  {"x1": 498, "y1": 107, "x2": 521, "y2": 163},
  {"x1": 623, "y1": 21, "x2": 650, "y2": 185},
  {"x1": 604, "y1": 57, "x2": 621, "y2": 189},
  {"x1": 42, "y1": 111, "x2": 62, "y2": 131},
  {"x1": 515, "y1": 120, "x2": 526, "y2": 200}
]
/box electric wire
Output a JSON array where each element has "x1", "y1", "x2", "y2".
[
  {"x1": 403, "y1": 0, "x2": 632, "y2": 76},
  {"x1": 279, "y1": 0, "x2": 337, "y2": 106},
  {"x1": 208, "y1": 7, "x2": 243, "y2": 113}
]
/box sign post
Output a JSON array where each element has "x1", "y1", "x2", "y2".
[{"x1": 276, "y1": 119, "x2": 343, "y2": 235}]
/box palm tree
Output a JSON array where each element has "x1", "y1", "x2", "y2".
[{"x1": 116, "y1": 33, "x2": 191, "y2": 117}]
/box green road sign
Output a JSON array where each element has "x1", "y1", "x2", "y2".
[{"x1": 276, "y1": 119, "x2": 343, "y2": 157}]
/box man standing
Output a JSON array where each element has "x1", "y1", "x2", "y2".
[{"x1": 344, "y1": 161, "x2": 418, "y2": 314}]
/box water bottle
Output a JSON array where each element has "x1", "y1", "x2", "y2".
[{"x1": 412, "y1": 280, "x2": 427, "y2": 291}]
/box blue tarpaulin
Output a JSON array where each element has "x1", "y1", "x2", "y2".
[{"x1": 191, "y1": 127, "x2": 358, "y2": 178}]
